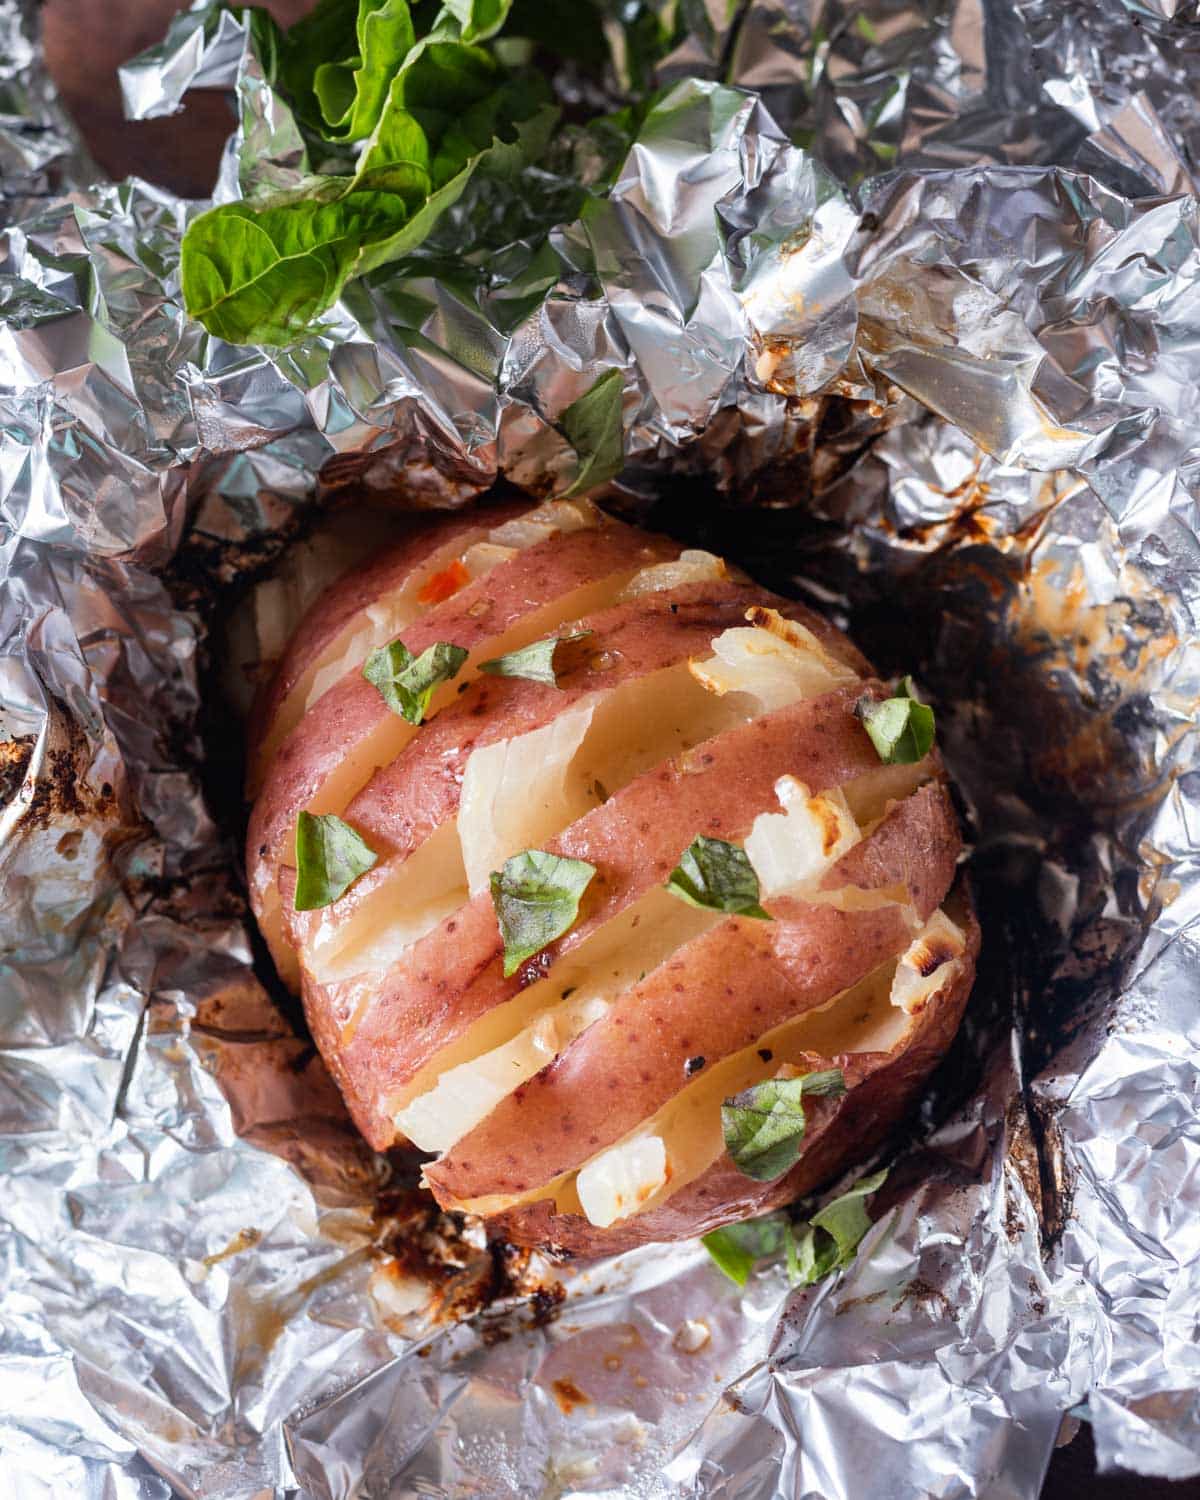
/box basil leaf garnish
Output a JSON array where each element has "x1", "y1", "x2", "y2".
[
  {"x1": 293, "y1": 811, "x2": 378, "y2": 910},
  {"x1": 479, "y1": 629, "x2": 592, "y2": 686},
  {"x1": 490, "y1": 849, "x2": 596, "y2": 977},
  {"x1": 363, "y1": 637, "x2": 467, "y2": 722},
  {"x1": 855, "y1": 676, "x2": 935, "y2": 764},
  {"x1": 702, "y1": 1215, "x2": 790, "y2": 1288},
  {"x1": 788, "y1": 1168, "x2": 889, "y2": 1285},
  {"x1": 665, "y1": 835, "x2": 770, "y2": 920},
  {"x1": 721, "y1": 1069, "x2": 846, "y2": 1182},
  {"x1": 561, "y1": 367, "x2": 626, "y2": 497}
]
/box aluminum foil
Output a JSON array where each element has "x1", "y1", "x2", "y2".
[{"x1": 2, "y1": 0, "x2": 1200, "y2": 1495}]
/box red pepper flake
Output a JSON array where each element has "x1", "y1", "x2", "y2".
[{"x1": 417, "y1": 559, "x2": 470, "y2": 606}]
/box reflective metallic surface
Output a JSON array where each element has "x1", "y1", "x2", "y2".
[{"x1": 1, "y1": 1, "x2": 1199, "y2": 1495}]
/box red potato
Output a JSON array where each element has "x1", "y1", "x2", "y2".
[
  {"x1": 246, "y1": 500, "x2": 978, "y2": 1254},
  {"x1": 300, "y1": 681, "x2": 897, "y2": 1147},
  {"x1": 424, "y1": 781, "x2": 961, "y2": 1204},
  {"x1": 486, "y1": 895, "x2": 978, "y2": 1254},
  {"x1": 246, "y1": 501, "x2": 529, "y2": 793},
  {"x1": 247, "y1": 513, "x2": 683, "y2": 980},
  {"x1": 283, "y1": 582, "x2": 853, "y2": 975}
]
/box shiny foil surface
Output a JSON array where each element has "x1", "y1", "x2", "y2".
[{"x1": 2, "y1": 1, "x2": 1199, "y2": 1496}]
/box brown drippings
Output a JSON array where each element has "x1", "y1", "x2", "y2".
[
  {"x1": 0, "y1": 734, "x2": 34, "y2": 808},
  {"x1": 551, "y1": 1377, "x2": 591, "y2": 1415},
  {"x1": 370, "y1": 1186, "x2": 565, "y2": 1338},
  {"x1": 203, "y1": 1226, "x2": 263, "y2": 1269}
]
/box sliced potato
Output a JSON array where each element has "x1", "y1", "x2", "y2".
[{"x1": 247, "y1": 504, "x2": 976, "y2": 1254}]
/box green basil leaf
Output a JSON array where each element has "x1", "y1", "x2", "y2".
[
  {"x1": 721, "y1": 1069, "x2": 846, "y2": 1182},
  {"x1": 182, "y1": 95, "x2": 552, "y2": 344},
  {"x1": 362, "y1": 637, "x2": 468, "y2": 722},
  {"x1": 312, "y1": 0, "x2": 417, "y2": 141},
  {"x1": 350, "y1": 105, "x2": 432, "y2": 199},
  {"x1": 490, "y1": 849, "x2": 596, "y2": 977},
  {"x1": 788, "y1": 1168, "x2": 889, "y2": 1286},
  {"x1": 702, "y1": 1215, "x2": 789, "y2": 1287},
  {"x1": 560, "y1": 368, "x2": 626, "y2": 497},
  {"x1": 294, "y1": 811, "x2": 378, "y2": 910},
  {"x1": 665, "y1": 835, "x2": 770, "y2": 921},
  {"x1": 479, "y1": 629, "x2": 591, "y2": 686},
  {"x1": 855, "y1": 677, "x2": 935, "y2": 764},
  {"x1": 441, "y1": 0, "x2": 514, "y2": 44}
]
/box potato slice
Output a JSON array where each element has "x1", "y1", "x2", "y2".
[
  {"x1": 395, "y1": 992, "x2": 610, "y2": 1152},
  {"x1": 576, "y1": 1135, "x2": 669, "y2": 1229},
  {"x1": 690, "y1": 607, "x2": 859, "y2": 710},
  {"x1": 619, "y1": 549, "x2": 727, "y2": 598},
  {"x1": 744, "y1": 775, "x2": 861, "y2": 897},
  {"x1": 454, "y1": 953, "x2": 914, "y2": 1220},
  {"x1": 390, "y1": 884, "x2": 714, "y2": 1141}
]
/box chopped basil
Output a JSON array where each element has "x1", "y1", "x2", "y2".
[
  {"x1": 489, "y1": 849, "x2": 596, "y2": 977},
  {"x1": 701, "y1": 1216, "x2": 789, "y2": 1288},
  {"x1": 789, "y1": 1168, "x2": 889, "y2": 1285},
  {"x1": 665, "y1": 835, "x2": 770, "y2": 920},
  {"x1": 722, "y1": 1069, "x2": 846, "y2": 1182},
  {"x1": 293, "y1": 811, "x2": 378, "y2": 910},
  {"x1": 855, "y1": 676, "x2": 935, "y2": 764},
  {"x1": 363, "y1": 637, "x2": 468, "y2": 723},
  {"x1": 561, "y1": 368, "x2": 626, "y2": 497},
  {"x1": 702, "y1": 1168, "x2": 889, "y2": 1288},
  {"x1": 479, "y1": 629, "x2": 592, "y2": 686}
]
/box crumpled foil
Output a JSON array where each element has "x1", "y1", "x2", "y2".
[{"x1": 2, "y1": 0, "x2": 1200, "y2": 1496}]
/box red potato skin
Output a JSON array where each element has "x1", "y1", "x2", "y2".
[
  {"x1": 425, "y1": 780, "x2": 961, "y2": 1203},
  {"x1": 246, "y1": 516, "x2": 682, "y2": 940},
  {"x1": 247, "y1": 505, "x2": 979, "y2": 1257},
  {"x1": 301, "y1": 682, "x2": 893, "y2": 1148},
  {"x1": 284, "y1": 580, "x2": 854, "y2": 962},
  {"x1": 484, "y1": 890, "x2": 980, "y2": 1256},
  {"x1": 246, "y1": 500, "x2": 530, "y2": 791}
]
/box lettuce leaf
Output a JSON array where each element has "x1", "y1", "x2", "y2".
[{"x1": 182, "y1": 0, "x2": 551, "y2": 344}]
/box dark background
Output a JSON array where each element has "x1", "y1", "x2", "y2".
[{"x1": 36, "y1": 3, "x2": 1199, "y2": 1496}]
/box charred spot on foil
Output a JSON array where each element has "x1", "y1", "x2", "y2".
[
  {"x1": 528, "y1": 1281, "x2": 567, "y2": 1327},
  {"x1": 0, "y1": 734, "x2": 34, "y2": 807},
  {"x1": 370, "y1": 1185, "x2": 561, "y2": 1335}
]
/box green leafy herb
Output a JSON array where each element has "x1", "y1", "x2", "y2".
[
  {"x1": 789, "y1": 1168, "x2": 889, "y2": 1285},
  {"x1": 702, "y1": 1216, "x2": 789, "y2": 1288},
  {"x1": 294, "y1": 811, "x2": 378, "y2": 910},
  {"x1": 665, "y1": 836, "x2": 770, "y2": 920},
  {"x1": 363, "y1": 637, "x2": 468, "y2": 722},
  {"x1": 702, "y1": 1168, "x2": 889, "y2": 1289},
  {"x1": 181, "y1": 0, "x2": 555, "y2": 345},
  {"x1": 312, "y1": 0, "x2": 417, "y2": 141},
  {"x1": 721, "y1": 1069, "x2": 846, "y2": 1182},
  {"x1": 855, "y1": 676, "x2": 935, "y2": 765},
  {"x1": 479, "y1": 629, "x2": 592, "y2": 686},
  {"x1": 490, "y1": 849, "x2": 596, "y2": 976},
  {"x1": 560, "y1": 368, "x2": 626, "y2": 497}
]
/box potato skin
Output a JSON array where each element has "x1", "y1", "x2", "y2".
[
  {"x1": 247, "y1": 515, "x2": 680, "y2": 969},
  {"x1": 288, "y1": 580, "x2": 793, "y2": 938},
  {"x1": 425, "y1": 781, "x2": 962, "y2": 1204},
  {"x1": 246, "y1": 502, "x2": 528, "y2": 792},
  {"x1": 248, "y1": 501, "x2": 977, "y2": 1253},
  {"x1": 303, "y1": 680, "x2": 893, "y2": 1149},
  {"x1": 485, "y1": 888, "x2": 979, "y2": 1257}
]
